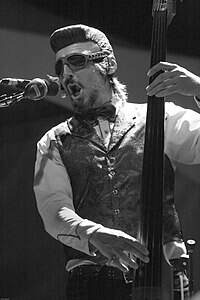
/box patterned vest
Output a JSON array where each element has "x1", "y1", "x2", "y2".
[{"x1": 56, "y1": 102, "x2": 182, "y2": 264}]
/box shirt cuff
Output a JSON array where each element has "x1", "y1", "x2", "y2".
[{"x1": 57, "y1": 219, "x2": 103, "y2": 256}]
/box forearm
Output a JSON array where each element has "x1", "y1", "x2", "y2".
[
  {"x1": 37, "y1": 193, "x2": 102, "y2": 255},
  {"x1": 34, "y1": 146, "x2": 102, "y2": 255}
]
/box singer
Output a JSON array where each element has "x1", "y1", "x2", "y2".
[{"x1": 33, "y1": 24, "x2": 200, "y2": 299}]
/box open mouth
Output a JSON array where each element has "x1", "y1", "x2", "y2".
[{"x1": 68, "y1": 83, "x2": 82, "y2": 98}]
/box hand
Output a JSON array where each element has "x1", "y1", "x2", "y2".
[
  {"x1": 89, "y1": 226, "x2": 149, "y2": 272},
  {"x1": 146, "y1": 61, "x2": 200, "y2": 98}
]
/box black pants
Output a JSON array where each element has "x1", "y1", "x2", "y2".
[
  {"x1": 66, "y1": 265, "x2": 131, "y2": 300},
  {"x1": 66, "y1": 265, "x2": 188, "y2": 300}
]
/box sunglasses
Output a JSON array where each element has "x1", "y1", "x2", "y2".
[{"x1": 55, "y1": 51, "x2": 108, "y2": 76}]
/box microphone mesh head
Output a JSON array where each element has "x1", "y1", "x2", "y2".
[
  {"x1": 24, "y1": 78, "x2": 48, "y2": 100},
  {"x1": 24, "y1": 78, "x2": 59, "y2": 100}
]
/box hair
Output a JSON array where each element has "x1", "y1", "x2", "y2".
[
  {"x1": 50, "y1": 24, "x2": 114, "y2": 55},
  {"x1": 109, "y1": 75, "x2": 128, "y2": 104},
  {"x1": 50, "y1": 24, "x2": 128, "y2": 103}
]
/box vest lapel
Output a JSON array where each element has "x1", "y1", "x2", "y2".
[
  {"x1": 108, "y1": 103, "x2": 137, "y2": 151},
  {"x1": 68, "y1": 117, "x2": 107, "y2": 151}
]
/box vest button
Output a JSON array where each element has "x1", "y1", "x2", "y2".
[
  {"x1": 113, "y1": 189, "x2": 118, "y2": 195},
  {"x1": 109, "y1": 157, "x2": 115, "y2": 164},
  {"x1": 107, "y1": 155, "x2": 115, "y2": 164},
  {"x1": 114, "y1": 209, "x2": 120, "y2": 214},
  {"x1": 110, "y1": 171, "x2": 115, "y2": 177}
]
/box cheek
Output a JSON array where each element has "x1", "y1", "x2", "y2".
[
  {"x1": 78, "y1": 67, "x2": 104, "y2": 87},
  {"x1": 88, "y1": 74, "x2": 105, "y2": 91}
]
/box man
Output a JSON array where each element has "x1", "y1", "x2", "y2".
[{"x1": 34, "y1": 24, "x2": 200, "y2": 299}]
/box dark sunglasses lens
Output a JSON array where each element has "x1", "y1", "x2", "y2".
[
  {"x1": 55, "y1": 60, "x2": 63, "y2": 76},
  {"x1": 55, "y1": 55, "x2": 88, "y2": 75},
  {"x1": 67, "y1": 55, "x2": 87, "y2": 67}
]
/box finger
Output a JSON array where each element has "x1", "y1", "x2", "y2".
[
  {"x1": 146, "y1": 71, "x2": 177, "y2": 92},
  {"x1": 109, "y1": 237, "x2": 149, "y2": 265},
  {"x1": 115, "y1": 250, "x2": 139, "y2": 269},
  {"x1": 119, "y1": 238, "x2": 150, "y2": 263},
  {"x1": 147, "y1": 62, "x2": 177, "y2": 77},
  {"x1": 123, "y1": 245, "x2": 150, "y2": 263},
  {"x1": 154, "y1": 85, "x2": 178, "y2": 98},
  {"x1": 125, "y1": 237, "x2": 149, "y2": 256},
  {"x1": 147, "y1": 78, "x2": 178, "y2": 96},
  {"x1": 109, "y1": 255, "x2": 129, "y2": 272}
]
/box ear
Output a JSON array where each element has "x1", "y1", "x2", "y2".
[{"x1": 107, "y1": 56, "x2": 117, "y2": 75}]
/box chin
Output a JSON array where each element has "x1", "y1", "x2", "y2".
[
  {"x1": 72, "y1": 101, "x2": 89, "y2": 113},
  {"x1": 73, "y1": 90, "x2": 98, "y2": 111}
]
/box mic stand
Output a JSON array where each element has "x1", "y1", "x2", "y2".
[
  {"x1": 0, "y1": 92, "x2": 25, "y2": 108},
  {"x1": 170, "y1": 254, "x2": 189, "y2": 300},
  {"x1": 170, "y1": 239, "x2": 196, "y2": 300},
  {"x1": 187, "y1": 239, "x2": 196, "y2": 298}
]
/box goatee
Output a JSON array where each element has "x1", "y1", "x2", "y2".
[{"x1": 73, "y1": 90, "x2": 99, "y2": 113}]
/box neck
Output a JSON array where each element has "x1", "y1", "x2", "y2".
[
  {"x1": 92, "y1": 81, "x2": 113, "y2": 109},
  {"x1": 94, "y1": 90, "x2": 122, "y2": 109}
]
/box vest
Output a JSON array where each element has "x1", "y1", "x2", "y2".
[{"x1": 56, "y1": 102, "x2": 182, "y2": 264}]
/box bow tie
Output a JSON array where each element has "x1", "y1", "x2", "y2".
[{"x1": 75, "y1": 104, "x2": 116, "y2": 123}]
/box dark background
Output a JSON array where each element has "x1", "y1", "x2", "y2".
[{"x1": 0, "y1": 1, "x2": 200, "y2": 299}]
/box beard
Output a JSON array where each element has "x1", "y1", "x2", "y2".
[{"x1": 72, "y1": 89, "x2": 99, "y2": 113}]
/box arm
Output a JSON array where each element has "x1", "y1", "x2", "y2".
[
  {"x1": 34, "y1": 140, "x2": 102, "y2": 255},
  {"x1": 145, "y1": 61, "x2": 200, "y2": 164}
]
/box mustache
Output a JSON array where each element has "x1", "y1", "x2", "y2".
[
  {"x1": 63, "y1": 76, "x2": 74, "y2": 87},
  {"x1": 62, "y1": 76, "x2": 83, "y2": 89}
]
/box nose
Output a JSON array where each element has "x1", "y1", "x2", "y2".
[
  {"x1": 62, "y1": 64, "x2": 74, "y2": 77},
  {"x1": 61, "y1": 65, "x2": 75, "y2": 91}
]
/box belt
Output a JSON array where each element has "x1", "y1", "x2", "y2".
[
  {"x1": 69, "y1": 265, "x2": 129, "y2": 281},
  {"x1": 69, "y1": 264, "x2": 189, "y2": 293}
]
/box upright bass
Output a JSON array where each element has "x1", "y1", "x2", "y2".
[{"x1": 132, "y1": 1, "x2": 177, "y2": 299}]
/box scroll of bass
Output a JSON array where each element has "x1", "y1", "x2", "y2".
[{"x1": 132, "y1": 1, "x2": 177, "y2": 299}]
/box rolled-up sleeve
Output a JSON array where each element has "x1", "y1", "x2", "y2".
[
  {"x1": 165, "y1": 102, "x2": 200, "y2": 165},
  {"x1": 34, "y1": 139, "x2": 102, "y2": 255}
]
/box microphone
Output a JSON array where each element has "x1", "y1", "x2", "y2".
[
  {"x1": 24, "y1": 78, "x2": 60, "y2": 100},
  {"x1": 0, "y1": 77, "x2": 60, "y2": 100}
]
